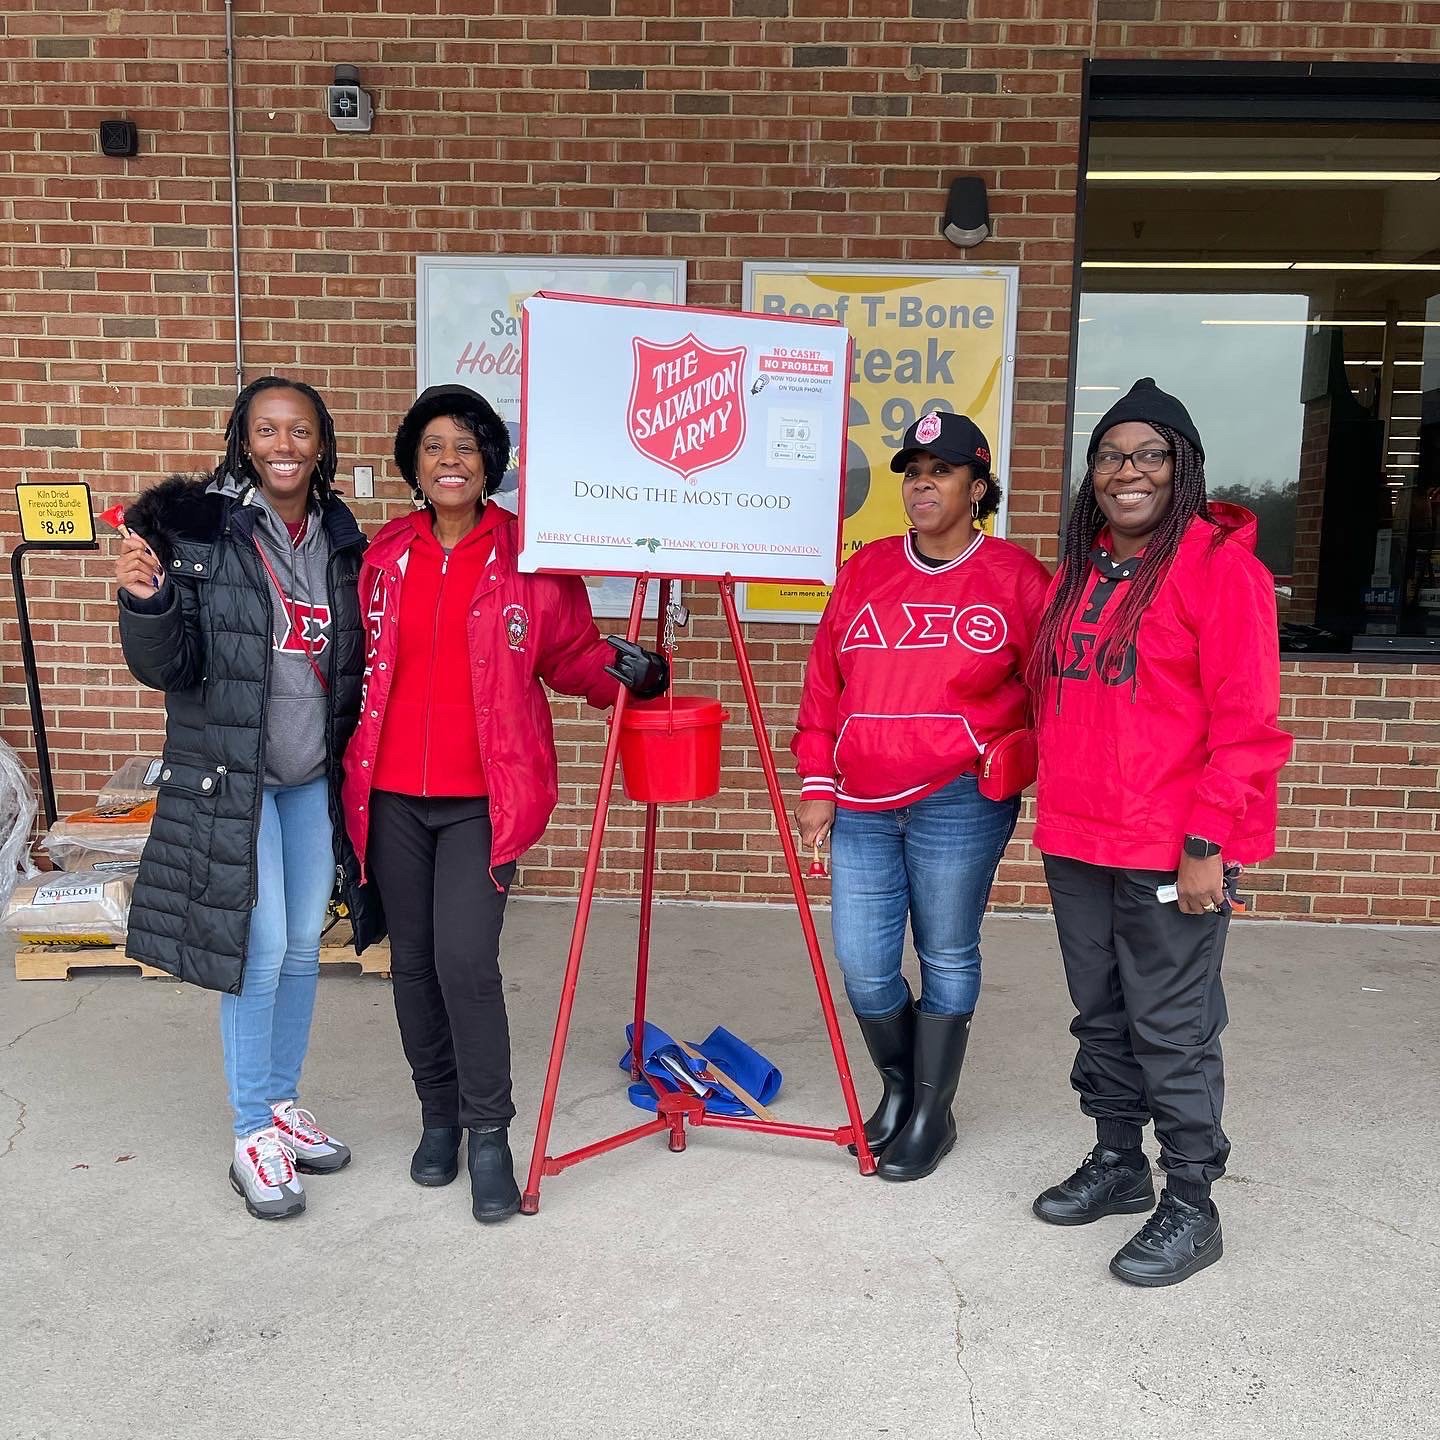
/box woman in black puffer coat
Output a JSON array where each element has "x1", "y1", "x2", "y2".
[{"x1": 116, "y1": 376, "x2": 382, "y2": 1221}]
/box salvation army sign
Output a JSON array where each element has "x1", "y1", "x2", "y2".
[
  {"x1": 519, "y1": 294, "x2": 851, "y2": 585},
  {"x1": 627, "y1": 336, "x2": 748, "y2": 480}
]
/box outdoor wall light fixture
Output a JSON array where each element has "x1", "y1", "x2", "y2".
[
  {"x1": 98, "y1": 119, "x2": 139, "y2": 158},
  {"x1": 326, "y1": 64, "x2": 374, "y2": 133},
  {"x1": 941, "y1": 176, "x2": 990, "y2": 249}
]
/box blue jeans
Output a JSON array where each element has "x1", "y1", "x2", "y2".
[
  {"x1": 219, "y1": 776, "x2": 334, "y2": 1137},
  {"x1": 829, "y1": 774, "x2": 1020, "y2": 1018}
]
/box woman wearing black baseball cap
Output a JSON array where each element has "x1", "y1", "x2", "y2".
[
  {"x1": 341, "y1": 384, "x2": 669, "y2": 1222},
  {"x1": 793, "y1": 410, "x2": 1050, "y2": 1181},
  {"x1": 1027, "y1": 378, "x2": 1291, "y2": 1285}
]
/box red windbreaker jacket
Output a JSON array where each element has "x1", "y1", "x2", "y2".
[
  {"x1": 342, "y1": 506, "x2": 619, "y2": 876},
  {"x1": 793, "y1": 530, "x2": 1052, "y2": 810},
  {"x1": 1034, "y1": 502, "x2": 1293, "y2": 870}
]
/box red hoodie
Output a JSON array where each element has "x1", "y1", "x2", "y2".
[
  {"x1": 343, "y1": 504, "x2": 619, "y2": 877},
  {"x1": 793, "y1": 530, "x2": 1052, "y2": 809},
  {"x1": 1034, "y1": 502, "x2": 1293, "y2": 870}
]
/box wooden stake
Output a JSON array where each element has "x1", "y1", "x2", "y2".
[{"x1": 676, "y1": 1038, "x2": 777, "y2": 1123}]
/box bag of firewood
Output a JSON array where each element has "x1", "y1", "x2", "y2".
[{"x1": 1, "y1": 869, "x2": 132, "y2": 946}]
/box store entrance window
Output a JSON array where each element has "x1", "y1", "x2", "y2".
[{"x1": 1074, "y1": 89, "x2": 1440, "y2": 659}]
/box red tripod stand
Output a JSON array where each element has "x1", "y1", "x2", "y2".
[{"x1": 520, "y1": 573, "x2": 877, "y2": 1214}]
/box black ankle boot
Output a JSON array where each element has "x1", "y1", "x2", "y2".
[
  {"x1": 468, "y1": 1126, "x2": 521, "y2": 1223},
  {"x1": 410, "y1": 1126, "x2": 462, "y2": 1187},
  {"x1": 876, "y1": 1010, "x2": 971, "y2": 1182},
  {"x1": 849, "y1": 991, "x2": 916, "y2": 1155},
  {"x1": 1032, "y1": 1145, "x2": 1156, "y2": 1226}
]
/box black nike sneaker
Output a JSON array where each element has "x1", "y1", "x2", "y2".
[
  {"x1": 1109, "y1": 1191, "x2": 1223, "y2": 1287},
  {"x1": 1032, "y1": 1145, "x2": 1156, "y2": 1226}
]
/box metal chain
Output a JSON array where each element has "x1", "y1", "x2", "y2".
[{"x1": 663, "y1": 599, "x2": 688, "y2": 656}]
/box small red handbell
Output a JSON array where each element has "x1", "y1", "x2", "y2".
[{"x1": 806, "y1": 844, "x2": 828, "y2": 879}]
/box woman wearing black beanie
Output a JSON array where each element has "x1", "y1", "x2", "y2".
[{"x1": 1027, "y1": 378, "x2": 1292, "y2": 1287}]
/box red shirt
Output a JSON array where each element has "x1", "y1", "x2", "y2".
[
  {"x1": 343, "y1": 505, "x2": 620, "y2": 878},
  {"x1": 371, "y1": 509, "x2": 508, "y2": 797}
]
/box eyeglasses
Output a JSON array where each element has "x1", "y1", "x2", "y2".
[{"x1": 1093, "y1": 447, "x2": 1172, "y2": 476}]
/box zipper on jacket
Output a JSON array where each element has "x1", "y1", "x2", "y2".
[
  {"x1": 322, "y1": 536, "x2": 359, "y2": 882},
  {"x1": 420, "y1": 553, "x2": 448, "y2": 795},
  {"x1": 240, "y1": 513, "x2": 274, "y2": 916}
]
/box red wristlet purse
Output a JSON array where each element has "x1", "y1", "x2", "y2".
[{"x1": 977, "y1": 727, "x2": 1037, "y2": 801}]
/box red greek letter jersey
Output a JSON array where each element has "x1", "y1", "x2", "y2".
[{"x1": 792, "y1": 531, "x2": 1051, "y2": 810}]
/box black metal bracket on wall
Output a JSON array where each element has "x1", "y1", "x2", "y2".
[
  {"x1": 1086, "y1": 59, "x2": 1440, "y2": 123},
  {"x1": 9, "y1": 539, "x2": 98, "y2": 826}
]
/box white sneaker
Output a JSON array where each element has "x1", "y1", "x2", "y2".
[
  {"x1": 270, "y1": 1101, "x2": 352, "y2": 1174},
  {"x1": 229, "y1": 1127, "x2": 305, "y2": 1220}
]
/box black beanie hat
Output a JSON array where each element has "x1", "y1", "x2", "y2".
[
  {"x1": 1087, "y1": 378, "x2": 1204, "y2": 463},
  {"x1": 394, "y1": 383, "x2": 511, "y2": 494}
]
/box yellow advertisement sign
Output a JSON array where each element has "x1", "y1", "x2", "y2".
[
  {"x1": 739, "y1": 264, "x2": 1018, "y2": 622},
  {"x1": 16, "y1": 482, "x2": 95, "y2": 545}
]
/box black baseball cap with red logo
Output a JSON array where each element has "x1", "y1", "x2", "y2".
[{"x1": 890, "y1": 410, "x2": 993, "y2": 476}]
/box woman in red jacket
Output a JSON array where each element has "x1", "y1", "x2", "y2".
[
  {"x1": 794, "y1": 412, "x2": 1050, "y2": 1182},
  {"x1": 343, "y1": 384, "x2": 667, "y2": 1223},
  {"x1": 1028, "y1": 378, "x2": 1291, "y2": 1287}
]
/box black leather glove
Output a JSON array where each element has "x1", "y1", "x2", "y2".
[{"x1": 604, "y1": 636, "x2": 669, "y2": 700}]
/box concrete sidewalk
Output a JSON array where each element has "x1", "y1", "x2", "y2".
[{"x1": 2, "y1": 903, "x2": 1437, "y2": 1440}]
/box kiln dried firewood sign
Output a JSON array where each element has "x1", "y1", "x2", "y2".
[{"x1": 518, "y1": 293, "x2": 850, "y2": 584}]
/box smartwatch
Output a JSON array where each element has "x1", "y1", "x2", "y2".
[{"x1": 1183, "y1": 835, "x2": 1222, "y2": 860}]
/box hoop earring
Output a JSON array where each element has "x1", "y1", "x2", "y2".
[
  {"x1": 411, "y1": 489, "x2": 428, "y2": 511},
  {"x1": 971, "y1": 497, "x2": 981, "y2": 521}
]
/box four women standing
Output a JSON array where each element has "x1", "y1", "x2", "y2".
[{"x1": 115, "y1": 371, "x2": 1288, "y2": 1284}]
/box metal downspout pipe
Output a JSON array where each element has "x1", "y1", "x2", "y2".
[{"x1": 224, "y1": 0, "x2": 244, "y2": 391}]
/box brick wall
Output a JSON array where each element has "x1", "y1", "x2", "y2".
[{"x1": 1, "y1": 1, "x2": 1435, "y2": 923}]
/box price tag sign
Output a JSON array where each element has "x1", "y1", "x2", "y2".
[
  {"x1": 738, "y1": 262, "x2": 1019, "y2": 622},
  {"x1": 16, "y1": 482, "x2": 96, "y2": 546}
]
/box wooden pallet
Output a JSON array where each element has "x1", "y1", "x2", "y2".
[{"x1": 14, "y1": 940, "x2": 392, "y2": 982}]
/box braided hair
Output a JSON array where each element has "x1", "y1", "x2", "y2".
[
  {"x1": 214, "y1": 376, "x2": 339, "y2": 505},
  {"x1": 1028, "y1": 425, "x2": 1216, "y2": 695}
]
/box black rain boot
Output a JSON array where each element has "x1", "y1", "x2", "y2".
[
  {"x1": 410, "y1": 1125, "x2": 462, "y2": 1187},
  {"x1": 848, "y1": 991, "x2": 916, "y2": 1156},
  {"x1": 876, "y1": 1010, "x2": 971, "y2": 1182},
  {"x1": 468, "y1": 1126, "x2": 521, "y2": 1224}
]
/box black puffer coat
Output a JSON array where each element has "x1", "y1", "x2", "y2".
[{"x1": 118, "y1": 477, "x2": 385, "y2": 993}]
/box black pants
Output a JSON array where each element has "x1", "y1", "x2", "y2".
[
  {"x1": 1043, "y1": 854, "x2": 1230, "y2": 1194},
  {"x1": 367, "y1": 792, "x2": 517, "y2": 1130}
]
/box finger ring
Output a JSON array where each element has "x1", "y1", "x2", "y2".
[{"x1": 1202, "y1": 901, "x2": 1218, "y2": 912}]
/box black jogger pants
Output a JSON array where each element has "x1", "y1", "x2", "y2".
[
  {"x1": 367, "y1": 792, "x2": 517, "y2": 1130},
  {"x1": 1042, "y1": 853, "x2": 1231, "y2": 1193}
]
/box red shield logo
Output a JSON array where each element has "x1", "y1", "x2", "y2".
[{"x1": 627, "y1": 334, "x2": 748, "y2": 482}]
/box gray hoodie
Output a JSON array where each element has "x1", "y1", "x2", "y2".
[{"x1": 247, "y1": 488, "x2": 333, "y2": 788}]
